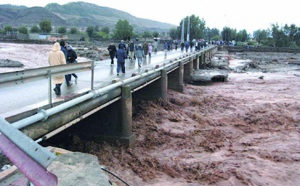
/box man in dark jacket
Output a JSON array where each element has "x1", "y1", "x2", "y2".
[
  {"x1": 107, "y1": 42, "x2": 117, "y2": 65},
  {"x1": 60, "y1": 40, "x2": 72, "y2": 86},
  {"x1": 116, "y1": 45, "x2": 127, "y2": 75},
  {"x1": 66, "y1": 45, "x2": 78, "y2": 82}
]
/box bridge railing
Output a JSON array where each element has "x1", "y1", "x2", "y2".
[{"x1": 0, "y1": 61, "x2": 95, "y2": 107}]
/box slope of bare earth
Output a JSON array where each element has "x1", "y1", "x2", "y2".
[{"x1": 1, "y1": 43, "x2": 300, "y2": 185}]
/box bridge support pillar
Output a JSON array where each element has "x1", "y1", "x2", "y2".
[
  {"x1": 168, "y1": 62, "x2": 184, "y2": 93},
  {"x1": 194, "y1": 54, "x2": 199, "y2": 70},
  {"x1": 184, "y1": 58, "x2": 193, "y2": 82},
  {"x1": 200, "y1": 53, "x2": 206, "y2": 69},
  {"x1": 132, "y1": 70, "x2": 168, "y2": 101},
  {"x1": 160, "y1": 70, "x2": 168, "y2": 101},
  {"x1": 120, "y1": 85, "x2": 136, "y2": 147}
]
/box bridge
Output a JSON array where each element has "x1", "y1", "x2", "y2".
[{"x1": 0, "y1": 45, "x2": 218, "y2": 185}]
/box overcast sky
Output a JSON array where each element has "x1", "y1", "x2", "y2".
[{"x1": 1, "y1": 0, "x2": 298, "y2": 34}]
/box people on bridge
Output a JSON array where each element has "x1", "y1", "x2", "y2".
[
  {"x1": 135, "y1": 44, "x2": 144, "y2": 68},
  {"x1": 59, "y1": 40, "x2": 72, "y2": 86},
  {"x1": 116, "y1": 45, "x2": 127, "y2": 75},
  {"x1": 66, "y1": 44, "x2": 78, "y2": 83},
  {"x1": 180, "y1": 42, "x2": 184, "y2": 52},
  {"x1": 164, "y1": 41, "x2": 168, "y2": 57},
  {"x1": 128, "y1": 40, "x2": 135, "y2": 62},
  {"x1": 148, "y1": 43, "x2": 153, "y2": 59},
  {"x1": 107, "y1": 42, "x2": 117, "y2": 65},
  {"x1": 153, "y1": 40, "x2": 158, "y2": 54},
  {"x1": 118, "y1": 40, "x2": 127, "y2": 50},
  {"x1": 143, "y1": 42, "x2": 149, "y2": 59},
  {"x1": 174, "y1": 40, "x2": 178, "y2": 51},
  {"x1": 184, "y1": 40, "x2": 189, "y2": 53},
  {"x1": 48, "y1": 42, "x2": 67, "y2": 96}
]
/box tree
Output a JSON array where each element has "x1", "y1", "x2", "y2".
[
  {"x1": 57, "y1": 26, "x2": 66, "y2": 34},
  {"x1": 236, "y1": 29, "x2": 248, "y2": 42},
  {"x1": 113, "y1": 19, "x2": 134, "y2": 40},
  {"x1": 94, "y1": 25, "x2": 99, "y2": 32},
  {"x1": 169, "y1": 28, "x2": 177, "y2": 40},
  {"x1": 101, "y1": 26, "x2": 110, "y2": 35},
  {"x1": 153, "y1": 31, "x2": 159, "y2": 38},
  {"x1": 30, "y1": 25, "x2": 40, "y2": 33},
  {"x1": 221, "y1": 27, "x2": 237, "y2": 42},
  {"x1": 177, "y1": 15, "x2": 206, "y2": 41},
  {"x1": 86, "y1": 26, "x2": 94, "y2": 38},
  {"x1": 69, "y1": 27, "x2": 78, "y2": 34},
  {"x1": 4, "y1": 25, "x2": 13, "y2": 34},
  {"x1": 39, "y1": 20, "x2": 52, "y2": 33},
  {"x1": 253, "y1": 29, "x2": 269, "y2": 45},
  {"x1": 18, "y1": 26, "x2": 28, "y2": 34},
  {"x1": 204, "y1": 27, "x2": 220, "y2": 41},
  {"x1": 142, "y1": 31, "x2": 152, "y2": 40}
]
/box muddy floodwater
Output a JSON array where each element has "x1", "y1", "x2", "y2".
[{"x1": 1, "y1": 44, "x2": 300, "y2": 185}]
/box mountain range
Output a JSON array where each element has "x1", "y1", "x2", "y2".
[{"x1": 0, "y1": 2, "x2": 176, "y2": 33}]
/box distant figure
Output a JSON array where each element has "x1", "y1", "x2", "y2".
[
  {"x1": 116, "y1": 45, "x2": 127, "y2": 75},
  {"x1": 174, "y1": 40, "x2": 178, "y2": 51},
  {"x1": 184, "y1": 40, "x2": 189, "y2": 53},
  {"x1": 107, "y1": 42, "x2": 117, "y2": 65},
  {"x1": 164, "y1": 41, "x2": 168, "y2": 57},
  {"x1": 48, "y1": 42, "x2": 67, "y2": 96},
  {"x1": 190, "y1": 40, "x2": 194, "y2": 52},
  {"x1": 118, "y1": 40, "x2": 127, "y2": 50},
  {"x1": 148, "y1": 43, "x2": 153, "y2": 58},
  {"x1": 143, "y1": 42, "x2": 148, "y2": 58},
  {"x1": 66, "y1": 45, "x2": 78, "y2": 82},
  {"x1": 128, "y1": 40, "x2": 135, "y2": 62},
  {"x1": 153, "y1": 40, "x2": 158, "y2": 54},
  {"x1": 135, "y1": 44, "x2": 144, "y2": 68},
  {"x1": 180, "y1": 42, "x2": 184, "y2": 52}
]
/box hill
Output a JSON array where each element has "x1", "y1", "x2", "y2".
[{"x1": 0, "y1": 2, "x2": 175, "y2": 33}]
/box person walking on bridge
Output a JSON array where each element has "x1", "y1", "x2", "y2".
[
  {"x1": 128, "y1": 40, "x2": 135, "y2": 62},
  {"x1": 48, "y1": 42, "x2": 67, "y2": 96},
  {"x1": 143, "y1": 42, "x2": 149, "y2": 59},
  {"x1": 164, "y1": 41, "x2": 168, "y2": 57},
  {"x1": 66, "y1": 44, "x2": 78, "y2": 82},
  {"x1": 135, "y1": 44, "x2": 144, "y2": 68},
  {"x1": 108, "y1": 42, "x2": 117, "y2": 65},
  {"x1": 116, "y1": 45, "x2": 127, "y2": 75},
  {"x1": 60, "y1": 40, "x2": 72, "y2": 86}
]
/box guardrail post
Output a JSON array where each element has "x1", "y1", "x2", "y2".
[
  {"x1": 91, "y1": 61, "x2": 95, "y2": 90},
  {"x1": 47, "y1": 70, "x2": 53, "y2": 107}
]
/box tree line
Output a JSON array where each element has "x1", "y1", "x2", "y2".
[{"x1": 1, "y1": 15, "x2": 300, "y2": 48}]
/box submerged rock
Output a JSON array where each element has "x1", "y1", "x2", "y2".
[
  {"x1": 192, "y1": 70, "x2": 229, "y2": 82},
  {"x1": 0, "y1": 59, "x2": 24, "y2": 67}
]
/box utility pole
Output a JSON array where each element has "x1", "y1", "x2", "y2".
[
  {"x1": 187, "y1": 16, "x2": 190, "y2": 42},
  {"x1": 181, "y1": 18, "x2": 184, "y2": 43}
]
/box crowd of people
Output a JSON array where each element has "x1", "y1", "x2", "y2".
[
  {"x1": 107, "y1": 39, "x2": 157, "y2": 75},
  {"x1": 48, "y1": 38, "x2": 212, "y2": 96}
]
